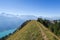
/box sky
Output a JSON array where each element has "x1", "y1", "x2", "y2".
[{"x1": 0, "y1": 0, "x2": 60, "y2": 17}]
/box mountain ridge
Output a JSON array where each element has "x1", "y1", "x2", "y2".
[{"x1": 5, "y1": 20, "x2": 60, "y2": 40}]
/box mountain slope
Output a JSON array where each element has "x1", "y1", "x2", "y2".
[{"x1": 6, "y1": 20, "x2": 60, "y2": 40}]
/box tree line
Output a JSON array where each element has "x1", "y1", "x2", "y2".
[{"x1": 37, "y1": 18, "x2": 60, "y2": 37}]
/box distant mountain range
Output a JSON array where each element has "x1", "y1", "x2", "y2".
[
  {"x1": 0, "y1": 13, "x2": 37, "y2": 32},
  {"x1": 39, "y1": 16, "x2": 60, "y2": 20},
  {"x1": 0, "y1": 13, "x2": 60, "y2": 32}
]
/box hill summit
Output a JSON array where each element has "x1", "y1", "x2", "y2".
[{"x1": 6, "y1": 20, "x2": 60, "y2": 40}]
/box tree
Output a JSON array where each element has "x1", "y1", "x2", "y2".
[
  {"x1": 37, "y1": 18, "x2": 60, "y2": 37},
  {"x1": 37, "y1": 18, "x2": 43, "y2": 23}
]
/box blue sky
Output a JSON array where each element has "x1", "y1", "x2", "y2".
[{"x1": 0, "y1": 0, "x2": 60, "y2": 17}]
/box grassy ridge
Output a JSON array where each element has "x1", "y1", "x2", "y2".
[
  {"x1": 6, "y1": 20, "x2": 60, "y2": 40},
  {"x1": 36, "y1": 21, "x2": 60, "y2": 40}
]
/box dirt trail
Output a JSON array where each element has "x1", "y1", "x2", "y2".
[
  {"x1": 39, "y1": 22, "x2": 60, "y2": 40},
  {"x1": 35, "y1": 21, "x2": 49, "y2": 40},
  {"x1": 36, "y1": 21, "x2": 60, "y2": 40}
]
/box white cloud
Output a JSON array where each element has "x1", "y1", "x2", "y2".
[{"x1": 0, "y1": 12, "x2": 21, "y2": 17}]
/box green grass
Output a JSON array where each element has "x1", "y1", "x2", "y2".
[{"x1": 6, "y1": 20, "x2": 60, "y2": 40}]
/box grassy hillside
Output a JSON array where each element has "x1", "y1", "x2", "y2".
[
  {"x1": 6, "y1": 20, "x2": 60, "y2": 40},
  {"x1": 37, "y1": 18, "x2": 60, "y2": 38}
]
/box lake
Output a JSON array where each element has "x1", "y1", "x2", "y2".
[{"x1": 0, "y1": 28, "x2": 16, "y2": 38}]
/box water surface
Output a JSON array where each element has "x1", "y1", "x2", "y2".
[{"x1": 0, "y1": 28, "x2": 16, "y2": 38}]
